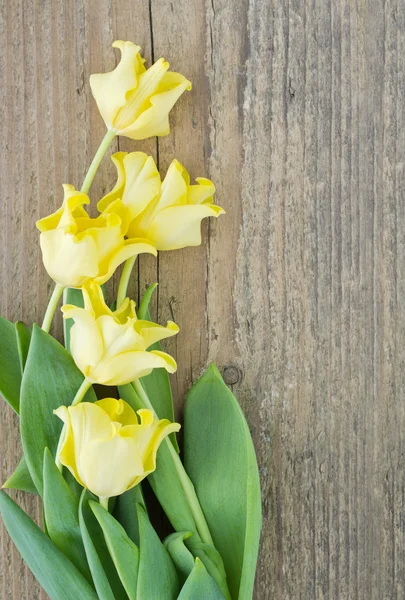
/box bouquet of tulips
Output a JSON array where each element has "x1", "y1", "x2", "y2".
[{"x1": 0, "y1": 41, "x2": 261, "y2": 600}]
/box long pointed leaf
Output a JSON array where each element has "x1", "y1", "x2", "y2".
[
  {"x1": 186, "y1": 535, "x2": 230, "y2": 600},
  {"x1": 113, "y1": 484, "x2": 146, "y2": 546},
  {"x1": 136, "y1": 503, "x2": 180, "y2": 599},
  {"x1": 0, "y1": 491, "x2": 97, "y2": 600},
  {"x1": 20, "y1": 325, "x2": 96, "y2": 495},
  {"x1": 0, "y1": 315, "x2": 22, "y2": 412},
  {"x1": 90, "y1": 500, "x2": 139, "y2": 600},
  {"x1": 3, "y1": 455, "x2": 37, "y2": 494},
  {"x1": 15, "y1": 321, "x2": 32, "y2": 374},
  {"x1": 79, "y1": 491, "x2": 127, "y2": 600},
  {"x1": 164, "y1": 531, "x2": 195, "y2": 584},
  {"x1": 178, "y1": 558, "x2": 224, "y2": 600},
  {"x1": 184, "y1": 364, "x2": 262, "y2": 599},
  {"x1": 43, "y1": 448, "x2": 91, "y2": 582}
]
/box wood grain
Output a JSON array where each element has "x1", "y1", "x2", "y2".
[{"x1": 1, "y1": 0, "x2": 405, "y2": 598}]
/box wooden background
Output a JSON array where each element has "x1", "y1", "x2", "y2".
[{"x1": 1, "y1": 0, "x2": 404, "y2": 598}]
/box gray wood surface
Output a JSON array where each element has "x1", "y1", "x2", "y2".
[{"x1": 1, "y1": 0, "x2": 404, "y2": 598}]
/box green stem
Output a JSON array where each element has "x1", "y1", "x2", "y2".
[
  {"x1": 80, "y1": 129, "x2": 116, "y2": 194},
  {"x1": 72, "y1": 378, "x2": 93, "y2": 406},
  {"x1": 132, "y1": 379, "x2": 214, "y2": 546},
  {"x1": 99, "y1": 497, "x2": 109, "y2": 511},
  {"x1": 41, "y1": 284, "x2": 65, "y2": 333},
  {"x1": 117, "y1": 256, "x2": 137, "y2": 308}
]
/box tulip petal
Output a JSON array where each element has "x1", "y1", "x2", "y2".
[
  {"x1": 90, "y1": 41, "x2": 144, "y2": 129},
  {"x1": 146, "y1": 204, "x2": 225, "y2": 251},
  {"x1": 36, "y1": 185, "x2": 89, "y2": 233},
  {"x1": 114, "y1": 298, "x2": 137, "y2": 324},
  {"x1": 96, "y1": 316, "x2": 143, "y2": 356},
  {"x1": 54, "y1": 404, "x2": 113, "y2": 489},
  {"x1": 157, "y1": 160, "x2": 189, "y2": 211},
  {"x1": 62, "y1": 307, "x2": 104, "y2": 373},
  {"x1": 127, "y1": 159, "x2": 187, "y2": 238},
  {"x1": 98, "y1": 153, "x2": 161, "y2": 225},
  {"x1": 113, "y1": 58, "x2": 170, "y2": 132},
  {"x1": 81, "y1": 433, "x2": 143, "y2": 498},
  {"x1": 94, "y1": 238, "x2": 157, "y2": 286},
  {"x1": 91, "y1": 350, "x2": 177, "y2": 386},
  {"x1": 95, "y1": 398, "x2": 139, "y2": 426},
  {"x1": 135, "y1": 416, "x2": 181, "y2": 478},
  {"x1": 53, "y1": 406, "x2": 82, "y2": 486},
  {"x1": 121, "y1": 72, "x2": 192, "y2": 140},
  {"x1": 100, "y1": 198, "x2": 130, "y2": 236},
  {"x1": 188, "y1": 178, "x2": 216, "y2": 205},
  {"x1": 96, "y1": 152, "x2": 128, "y2": 212},
  {"x1": 40, "y1": 230, "x2": 99, "y2": 288},
  {"x1": 135, "y1": 320, "x2": 179, "y2": 349},
  {"x1": 81, "y1": 283, "x2": 114, "y2": 318}
]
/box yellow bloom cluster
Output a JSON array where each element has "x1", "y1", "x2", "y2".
[
  {"x1": 35, "y1": 41, "x2": 225, "y2": 500},
  {"x1": 37, "y1": 41, "x2": 224, "y2": 290}
]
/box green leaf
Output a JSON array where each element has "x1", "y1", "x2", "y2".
[
  {"x1": 119, "y1": 383, "x2": 198, "y2": 536},
  {"x1": 3, "y1": 323, "x2": 34, "y2": 495},
  {"x1": 0, "y1": 315, "x2": 23, "y2": 412},
  {"x1": 3, "y1": 455, "x2": 37, "y2": 494},
  {"x1": 79, "y1": 491, "x2": 127, "y2": 600},
  {"x1": 164, "y1": 531, "x2": 230, "y2": 599},
  {"x1": 184, "y1": 364, "x2": 262, "y2": 600},
  {"x1": 43, "y1": 448, "x2": 91, "y2": 583},
  {"x1": 15, "y1": 321, "x2": 32, "y2": 374},
  {"x1": 90, "y1": 500, "x2": 139, "y2": 600},
  {"x1": 178, "y1": 558, "x2": 224, "y2": 600},
  {"x1": 136, "y1": 503, "x2": 180, "y2": 599},
  {"x1": 137, "y1": 283, "x2": 158, "y2": 319},
  {"x1": 0, "y1": 490, "x2": 97, "y2": 600},
  {"x1": 186, "y1": 535, "x2": 231, "y2": 600},
  {"x1": 63, "y1": 287, "x2": 84, "y2": 352},
  {"x1": 164, "y1": 531, "x2": 195, "y2": 584},
  {"x1": 113, "y1": 484, "x2": 146, "y2": 546},
  {"x1": 20, "y1": 325, "x2": 96, "y2": 496}
]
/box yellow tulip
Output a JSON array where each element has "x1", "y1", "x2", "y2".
[
  {"x1": 36, "y1": 184, "x2": 156, "y2": 288},
  {"x1": 54, "y1": 398, "x2": 180, "y2": 498},
  {"x1": 62, "y1": 283, "x2": 178, "y2": 385},
  {"x1": 90, "y1": 41, "x2": 191, "y2": 140},
  {"x1": 98, "y1": 153, "x2": 225, "y2": 251}
]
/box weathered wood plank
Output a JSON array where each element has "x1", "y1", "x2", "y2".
[{"x1": 1, "y1": 0, "x2": 405, "y2": 598}]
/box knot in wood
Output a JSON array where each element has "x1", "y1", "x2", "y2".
[{"x1": 223, "y1": 365, "x2": 240, "y2": 385}]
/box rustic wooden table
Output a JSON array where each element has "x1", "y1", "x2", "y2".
[{"x1": 1, "y1": 0, "x2": 404, "y2": 598}]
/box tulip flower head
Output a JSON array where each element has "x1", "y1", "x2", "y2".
[
  {"x1": 54, "y1": 398, "x2": 180, "y2": 498},
  {"x1": 98, "y1": 152, "x2": 225, "y2": 251},
  {"x1": 90, "y1": 41, "x2": 191, "y2": 140},
  {"x1": 36, "y1": 184, "x2": 156, "y2": 288},
  {"x1": 62, "y1": 283, "x2": 178, "y2": 385}
]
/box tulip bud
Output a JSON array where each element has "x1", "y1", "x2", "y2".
[
  {"x1": 36, "y1": 184, "x2": 156, "y2": 288},
  {"x1": 98, "y1": 153, "x2": 225, "y2": 251},
  {"x1": 90, "y1": 41, "x2": 191, "y2": 141},
  {"x1": 62, "y1": 283, "x2": 178, "y2": 386},
  {"x1": 54, "y1": 398, "x2": 180, "y2": 498}
]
